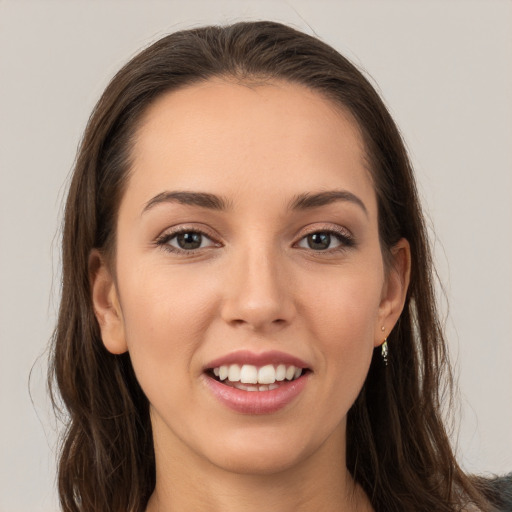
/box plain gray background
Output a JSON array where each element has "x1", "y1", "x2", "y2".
[{"x1": 1, "y1": 1, "x2": 511, "y2": 510}]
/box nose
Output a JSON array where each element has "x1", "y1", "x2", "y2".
[{"x1": 220, "y1": 245, "x2": 296, "y2": 332}]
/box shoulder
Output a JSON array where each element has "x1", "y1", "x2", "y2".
[{"x1": 477, "y1": 473, "x2": 512, "y2": 512}]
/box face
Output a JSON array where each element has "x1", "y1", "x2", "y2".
[{"x1": 92, "y1": 79, "x2": 409, "y2": 477}]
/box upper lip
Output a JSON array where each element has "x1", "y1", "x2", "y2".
[{"x1": 204, "y1": 350, "x2": 310, "y2": 370}]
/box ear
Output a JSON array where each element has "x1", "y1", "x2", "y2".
[
  {"x1": 374, "y1": 238, "x2": 411, "y2": 346},
  {"x1": 89, "y1": 249, "x2": 127, "y2": 354}
]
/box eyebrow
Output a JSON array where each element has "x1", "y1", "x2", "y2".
[
  {"x1": 142, "y1": 191, "x2": 231, "y2": 214},
  {"x1": 288, "y1": 190, "x2": 368, "y2": 216},
  {"x1": 142, "y1": 189, "x2": 368, "y2": 217}
]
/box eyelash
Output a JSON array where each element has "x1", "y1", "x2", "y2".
[
  {"x1": 295, "y1": 226, "x2": 355, "y2": 253},
  {"x1": 155, "y1": 226, "x2": 355, "y2": 255},
  {"x1": 155, "y1": 227, "x2": 220, "y2": 255}
]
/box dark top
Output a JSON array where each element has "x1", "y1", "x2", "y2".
[{"x1": 482, "y1": 473, "x2": 512, "y2": 511}]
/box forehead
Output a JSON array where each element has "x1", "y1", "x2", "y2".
[{"x1": 127, "y1": 79, "x2": 375, "y2": 215}]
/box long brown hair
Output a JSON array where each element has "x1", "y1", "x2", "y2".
[{"x1": 49, "y1": 21, "x2": 494, "y2": 511}]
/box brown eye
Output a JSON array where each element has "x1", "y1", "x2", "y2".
[
  {"x1": 306, "y1": 232, "x2": 332, "y2": 250},
  {"x1": 299, "y1": 232, "x2": 341, "y2": 251},
  {"x1": 175, "y1": 232, "x2": 203, "y2": 250},
  {"x1": 296, "y1": 229, "x2": 354, "y2": 252},
  {"x1": 160, "y1": 230, "x2": 217, "y2": 251}
]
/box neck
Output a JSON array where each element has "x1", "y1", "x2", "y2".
[{"x1": 145, "y1": 420, "x2": 372, "y2": 512}]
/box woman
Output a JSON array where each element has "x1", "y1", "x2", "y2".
[{"x1": 49, "y1": 21, "x2": 510, "y2": 512}]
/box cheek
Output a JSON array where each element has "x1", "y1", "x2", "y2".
[
  {"x1": 302, "y1": 266, "x2": 383, "y2": 398},
  {"x1": 304, "y1": 266, "x2": 383, "y2": 346},
  {"x1": 120, "y1": 260, "x2": 218, "y2": 335},
  {"x1": 116, "y1": 262, "x2": 220, "y2": 396}
]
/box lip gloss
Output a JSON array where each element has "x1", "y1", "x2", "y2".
[{"x1": 203, "y1": 372, "x2": 309, "y2": 414}]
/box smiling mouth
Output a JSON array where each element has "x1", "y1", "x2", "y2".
[{"x1": 206, "y1": 363, "x2": 308, "y2": 392}]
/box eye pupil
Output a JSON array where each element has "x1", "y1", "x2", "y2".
[
  {"x1": 177, "y1": 232, "x2": 202, "y2": 250},
  {"x1": 307, "y1": 232, "x2": 331, "y2": 250}
]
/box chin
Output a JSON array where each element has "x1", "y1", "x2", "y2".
[
  {"x1": 200, "y1": 427, "x2": 320, "y2": 476},
  {"x1": 211, "y1": 447, "x2": 308, "y2": 476}
]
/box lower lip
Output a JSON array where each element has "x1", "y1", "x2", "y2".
[{"x1": 203, "y1": 373, "x2": 309, "y2": 414}]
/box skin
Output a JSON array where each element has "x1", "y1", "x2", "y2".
[{"x1": 91, "y1": 79, "x2": 410, "y2": 512}]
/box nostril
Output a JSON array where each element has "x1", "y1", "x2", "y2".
[
  {"x1": 220, "y1": 268, "x2": 296, "y2": 328},
  {"x1": 229, "y1": 317, "x2": 287, "y2": 328}
]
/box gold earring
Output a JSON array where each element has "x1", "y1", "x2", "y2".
[{"x1": 381, "y1": 339, "x2": 389, "y2": 366}]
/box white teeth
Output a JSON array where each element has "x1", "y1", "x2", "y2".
[
  {"x1": 240, "y1": 364, "x2": 258, "y2": 384},
  {"x1": 258, "y1": 364, "x2": 276, "y2": 384},
  {"x1": 276, "y1": 364, "x2": 286, "y2": 381},
  {"x1": 219, "y1": 365, "x2": 228, "y2": 381},
  {"x1": 285, "y1": 366, "x2": 296, "y2": 381},
  {"x1": 228, "y1": 364, "x2": 241, "y2": 382},
  {"x1": 212, "y1": 363, "x2": 305, "y2": 386},
  {"x1": 231, "y1": 382, "x2": 280, "y2": 392}
]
